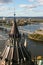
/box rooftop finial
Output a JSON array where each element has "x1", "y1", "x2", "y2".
[
  {"x1": 14, "y1": 8, "x2": 16, "y2": 16},
  {"x1": 14, "y1": 13, "x2": 16, "y2": 16}
]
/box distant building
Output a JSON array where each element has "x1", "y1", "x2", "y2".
[{"x1": 3, "y1": 17, "x2": 5, "y2": 20}]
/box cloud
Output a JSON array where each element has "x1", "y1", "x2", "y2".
[
  {"x1": 28, "y1": 0, "x2": 43, "y2": 5},
  {"x1": 28, "y1": 0, "x2": 43, "y2": 6},
  {"x1": 28, "y1": 0, "x2": 34, "y2": 2},
  {"x1": 19, "y1": 4, "x2": 26, "y2": 8},
  {"x1": 36, "y1": 0, "x2": 43, "y2": 5},
  {"x1": 37, "y1": 0, "x2": 43, "y2": 3},
  {"x1": 0, "y1": 6, "x2": 14, "y2": 16},
  {"x1": 0, "y1": 6, "x2": 14, "y2": 12},
  {"x1": 0, "y1": 7, "x2": 8, "y2": 11},
  {"x1": 0, "y1": 0, "x2": 12, "y2": 3},
  {"x1": 19, "y1": 4, "x2": 37, "y2": 9},
  {"x1": 19, "y1": 4, "x2": 38, "y2": 16},
  {"x1": 34, "y1": 9, "x2": 43, "y2": 12}
]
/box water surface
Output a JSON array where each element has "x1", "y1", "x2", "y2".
[{"x1": 19, "y1": 23, "x2": 43, "y2": 57}]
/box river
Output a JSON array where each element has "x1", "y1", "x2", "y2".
[
  {"x1": 19, "y1": 23, "x2": 43, "y2": 32},
  {"x1": 19, "y1": 23, "x2": 43, "y2": 57}
]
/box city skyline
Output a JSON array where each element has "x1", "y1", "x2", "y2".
[{"x1": 0, "y1": 0, "x2": 43, "y2": 17}]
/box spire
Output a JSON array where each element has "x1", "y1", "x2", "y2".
[
  {"x1": 9, "y1": 12, "x2": 21, "y2": 39},
  {"x1": 12, "y1": 13, "x2": 21, "y2": 65},
  {"x1": 12, "y1": 13, "x2": 32, "y2": 65},
  {"x1": 4, "y1": 10, "x2": 35, "y2": 65},
  {"x1": 13, "y1": 13, "x2": 20, "y2": 38}
]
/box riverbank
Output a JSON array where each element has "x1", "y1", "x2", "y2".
[{"x1": 28, "y1": 30, "x2": 43, "y2": 41}]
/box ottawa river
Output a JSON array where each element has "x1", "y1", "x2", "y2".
[{"x1": 0, "y1": 23, "x2": 43, "y2": 65}]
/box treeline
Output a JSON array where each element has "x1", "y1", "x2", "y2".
[{"x1": 0, "y1": 18, "x2": 43, "y2": 27}]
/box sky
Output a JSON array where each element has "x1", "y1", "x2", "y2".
[{"x1": 0, "y1": 0, "x2": 43, "y2": 17}]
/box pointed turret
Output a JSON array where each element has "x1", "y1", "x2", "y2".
[
  {"x1": 12, "y1": 14, "x2": 32, "y2": 65},
  {"x1": 13, "y1": 13, "x2": 20, "y2": 38},
  {"x1": 9, "y1": 13, "x2": 21, "y2": 39},
  {"x1": 12, "y1": 13, "x2": 21, "y2": 65}
]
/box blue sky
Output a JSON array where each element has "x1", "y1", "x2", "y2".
[{"x1": 0, "y1": 0, "x2": 43, "y2": 17}]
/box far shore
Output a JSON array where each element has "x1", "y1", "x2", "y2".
[{"x1": 28, "y1": 30, "x2": 43, "y2": 42}]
